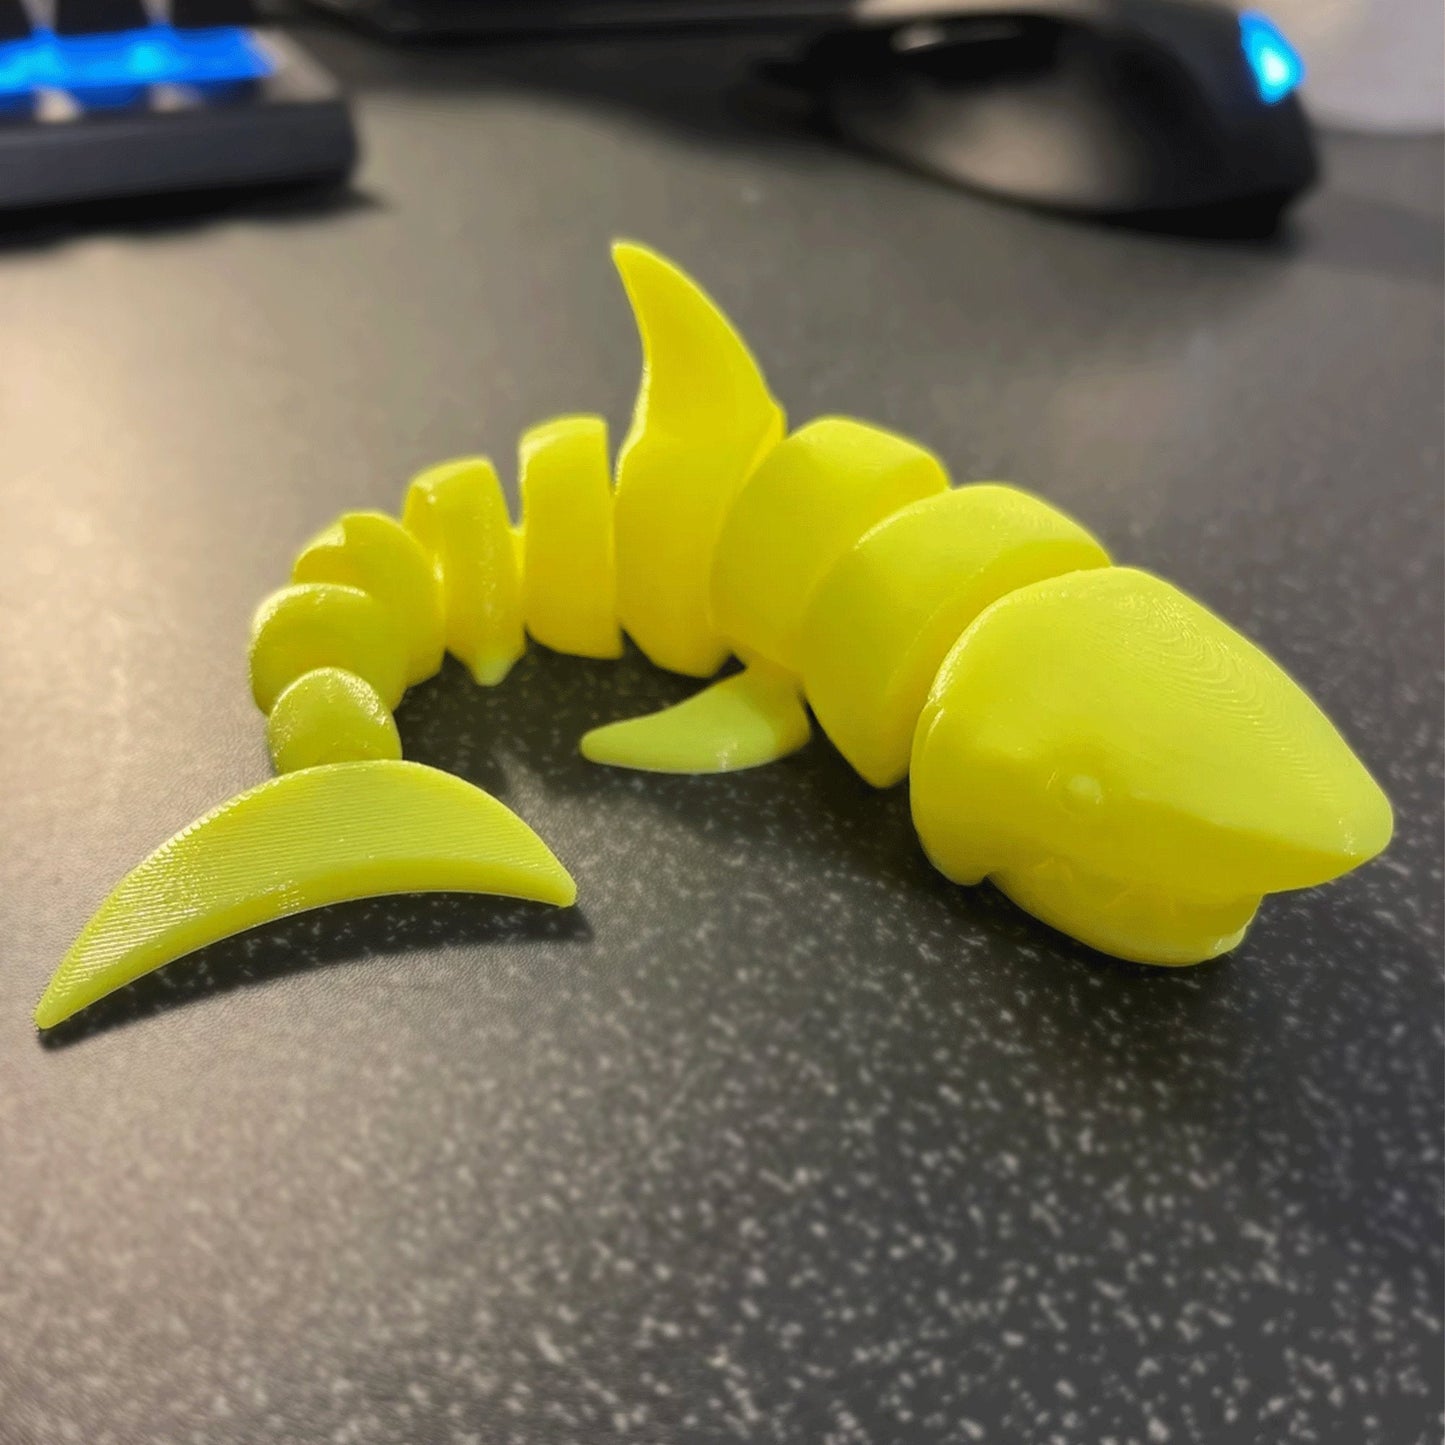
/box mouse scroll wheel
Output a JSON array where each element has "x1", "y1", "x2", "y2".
[
  {"x1": 890, "y1": 17, "x2": 1030, "y2": 53},
  {"x1": 881, "y1": 15, "x2": 1049, "y2": 84}
]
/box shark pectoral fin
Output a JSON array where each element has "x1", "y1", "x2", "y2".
[
  {"x1": 35, "y1": 761, "x2": 576, "y2": 1030},
  {"x1": 579, "y1": 662, "x2": 811, "y2": 773}
]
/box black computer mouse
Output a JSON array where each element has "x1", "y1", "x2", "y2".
[{"x1": 783, "y1": 0, "x2": 1317, "y2": 224}]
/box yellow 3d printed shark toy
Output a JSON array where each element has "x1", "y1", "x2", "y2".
[{"x1": 34, "y1": 243, "x2": 1393, "y2": 1029}]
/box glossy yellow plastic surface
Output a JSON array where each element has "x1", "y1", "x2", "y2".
[
  {"x1": 34, "y1": 761, "x2": 577, "y2": 1029},
  {"x1": 711, "y1": 418, "x2": 949, "y2": 673},
  {"x1": 800, "y1": 484, "x2": 1111, "y2": 787},
  {"x1": 266, "y1": 667, "x2": 402, "y2": 773},
  {"x1": 612, "y1": 241, "x2": 785, "y2": 677},
  {"x1": 580, "y1": 661, "x2": 811, "y2": 773},
  {"x1": 403, "y1": 457, "x2": 524, "y2": 686},
  {"x1": 249, "y1": 582, "x2": 409, "y2": 714},
  {"x1": 292, "y1": 511, "x2": 445, "y2": 686},
  {"x1": 910, "y1": 568, "x2": 1394, "y2": 964},
  {"x1": 520, "y1": 415, "x2": 623, "y2": 659}
]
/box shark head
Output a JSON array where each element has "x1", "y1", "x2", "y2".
[{"x1": 910, "y1": 567, "x2": 1393, "y2": 965}]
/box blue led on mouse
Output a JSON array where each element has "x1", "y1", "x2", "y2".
[{"x1": 1239, "y1": 12, "x2": 1305, "y2": 106}]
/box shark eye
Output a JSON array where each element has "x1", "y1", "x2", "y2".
[{"x1": 1061, "y1": 772, "x2": 1105, "y2": 811}]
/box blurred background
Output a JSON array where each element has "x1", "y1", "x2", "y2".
[{"x1": 0, "y1": 0, "x2": 1440, "y2": 216}]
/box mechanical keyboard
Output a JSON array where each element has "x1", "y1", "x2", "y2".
[{"x1": 0, "y1": 0, "x2": 356, "y2": 210}]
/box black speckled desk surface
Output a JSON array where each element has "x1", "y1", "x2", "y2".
[{"x1": 1, "y1": 29, "x2": 1441, "y2": 1445}]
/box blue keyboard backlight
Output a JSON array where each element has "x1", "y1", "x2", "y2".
[
  {"x1": 0, "y1": 24, "x2": 272, "y2": 98},
  {"x1": 1239, "y1": 12, "x2": 1304, "y2": 105}
]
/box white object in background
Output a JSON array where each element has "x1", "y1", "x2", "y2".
[{"x1": 1247, "y1": 0, "x2": 1445, "y2": 133}]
